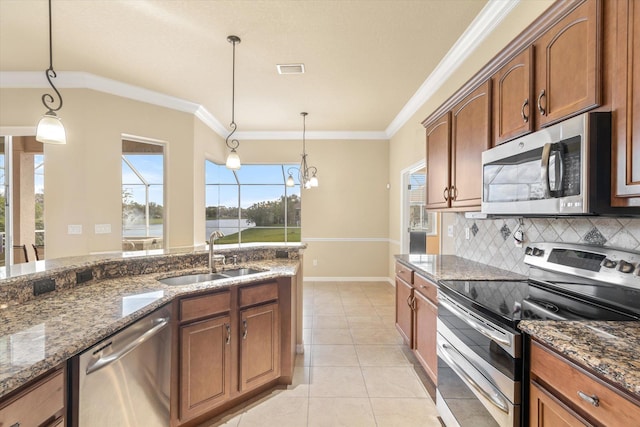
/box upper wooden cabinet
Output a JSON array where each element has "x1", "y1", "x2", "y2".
[
  {"x1": 534, "y1": 0, "x2": 602, "y2": 127},
  {"x1": 425, "y1": 113, "x2": 451, "y2": 209},
  {"x1": 613, "y1": 0, "x2": 640, "y2": 201},
  {"x1": 450, "y1": 80, "x2": 492, "y2": 208},
  {"x1": 493, "y1": 47, "x2": 534, "y2": 144}
]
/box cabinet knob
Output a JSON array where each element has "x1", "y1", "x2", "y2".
[
  {"x1": 521, "y1": 98, "x2": 529, "y2": 123},
  {"x1": 537, "y1": 89, "x2": 546, "y2": 115},
  {"x1": 577, "y1": 390, "x2": 600, "y2": 407},
  {"x1": 443, "y1": 187, "x2": 449, "y2": 201}
]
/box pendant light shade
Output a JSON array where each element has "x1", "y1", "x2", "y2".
[
  {"x1": 225, "y1": 35, "x2": 242, "y2": 170},
  {"x1": 36, "y1": 0, "x2": 66, "y2": 145},
  {"x1": 36, "y1": 111, "x2": 66, "y2": 144},
  {"x1": 286, "y1": 171, "x2": 295, "y2": 187}
]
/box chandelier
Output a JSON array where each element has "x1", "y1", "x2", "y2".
[{"x1": 286, "y1": 112, "x2": 319, "y2": 189}]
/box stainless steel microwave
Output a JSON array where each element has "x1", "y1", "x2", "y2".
[{"x1": 481, "y1": 112, "x2": 615, "y2": 215}]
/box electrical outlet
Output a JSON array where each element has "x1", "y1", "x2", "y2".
[
  {"x1": 447, "y1": 225, "x2": 454, "y2": 237},
  {"x1": 275, "y1": 250, "x2": 288, "y2": 259},
  {"x1": 465, "y1": 227, "x2": 470, "y2": 240},
  {"x1": 33, "y1": 278, "x2": 55, "y2": 296},
  {"x1": 94, "y1": 224, "x2": 111, "y2": 234},
  {"x1": 313, "y1": 259, "x2": 318, "y2": 266},
  {"x1": 68, "y1": 224, "x2": 82, "y2": 235},
  {"x1": 76, "y1": 269, "x2": 93, "y2": 284}
]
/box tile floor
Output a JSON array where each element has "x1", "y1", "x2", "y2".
[{"x1": 200, "y1": 281, "x2": 442, "y2": 427}]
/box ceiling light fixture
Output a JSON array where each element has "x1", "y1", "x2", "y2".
[
  {"x1": 225, "y1": 35, "x2": 242, "y2": 170},
  {"x1": 287, "y1": 112, "x2": 319, "y2": 189},
  {"x1": 36, "y1": 0, "x2": 66, "y2": 145}
]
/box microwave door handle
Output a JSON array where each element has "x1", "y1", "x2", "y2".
[
  {"x1": 550, "y1": 148, "x2": 564, "y2": 197},
  {"x1": 540, "y1": 142, "x2": 552, "y2": 198}
]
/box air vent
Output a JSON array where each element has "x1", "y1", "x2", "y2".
[{"x1": 277, "y1": 64, "x2": 305, "y2": 75}]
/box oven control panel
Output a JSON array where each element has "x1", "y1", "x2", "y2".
[{"x1": 525, "y1": 242, "x2": 640, "y2": 288}]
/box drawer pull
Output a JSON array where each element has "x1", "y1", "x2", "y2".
[
  {"x1": 577, "y1": 390, "x2": 600, "y2": 407},
  {"x1": 242, "y1": 319, "x2": 248, "y2": 339},
  {"x1": 225, "y1": 323, "x2": 231, "y2": 344},
  {"x1": 11, "y1": 423, "x2": 20, "y2": 427}
]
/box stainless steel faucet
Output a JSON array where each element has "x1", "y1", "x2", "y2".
[{"x1": 209, "y1": 230, "x2": 225, "y2": 273}]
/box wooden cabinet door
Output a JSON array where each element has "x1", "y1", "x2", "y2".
[
  {"x1": 534, "y1": 0, "x2": 601, "y2": 127},
  {"x1": 493, "y1": 47, "x2": 534, "y2": 145},
  {"x1": 425, "y1": 112, "x2": 451, "y2": 209},
  {"x1": 413, "y1": 290, "x2": 437, "y2": 384},
  {"x1": 179, "y1": 315, "x2": 231, "y2": 421},
  {"x1": 239, "y1": 302, "x2": 280, "y2": 392},
  {"x1": 529, "y1": 381, "x2": 591, "y2": 427},
  {"x1": 613, "y1": 0, "x2": 640, "y2": 200},
  {"x1": 395, "y1": 277, "x2": 413, "y2": 347},
  {"x1": 451, "y1": 80, "x2": 491, "y2": 208}
]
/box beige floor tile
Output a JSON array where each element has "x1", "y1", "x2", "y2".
[
  {"x1": 341, "y1": 297, "x2": 374, "y2": 307},
  {"x1": 379, "y1": 315, "x2": 396, "y2": 326},
  {"x1": 342, "y1": 304, "x2": 379, "y2": 316},
  {"x1": 309, "y1": 366, "x2": 368, "y2": 397},
  {"x1": 282, "y1": 366, "x2": 310, "y2": 397},
  {"x1": 355, "y1": 345, "x2": 411, "y2": 366},
  {"x1": 347, "y1": 315, "x2": 386, "y2": 328},
  {"x1": 236, "y1": 396, "x2": 308, "y2": 427},
  {"x1": 350, "y1": 328, "x2": 404, "y2": 345},
  {"x1": 313, "y1": 315, "x2": 349, "y2": 329},
  {"x1": 295, "y1": 346, "x2": 311, "y2": 367},
  {"x1": 373, "y1": 306, "x2": 396, "y2": 317},
  {"x1": 196, "y1": 409, "x2": 243, "y2": 427},
  {"x1": 312, "y1": 304, "x2": 346, "y2": 315},
  {"x1": 370, "y1": 397, "x2": 441, "y2": 427},
  {"x1": 362, "y1": 367, "x2": 428, "y2": 398},
  {"x1": 303, "y1": 315, "x2": 313, "y2": 328},
  {"x1": 312, "y1": 328, "x2": 354, "y2": 345},
  {"x1": 308, "y1": 398, "x2": 376, "y2": 427},
  {"x1": 303, "y1": 328, "x2": 312, "y2": 344},
  {"x1": 312, "y1": 344, "x2": 359, "y2": 366},
  {"x1": 368, "y1": 295, "x2": 395, "y2": 306}
]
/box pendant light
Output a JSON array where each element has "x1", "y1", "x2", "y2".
[
  {"x1": 36, "y1": 0, "x2": 66, "y2": 145},
  {"x1": 286, "y1": 112, "x2": 319, "y2": 189},
  {"x1": 225, "y1": 35, "x2": 242, "y2": 170}
]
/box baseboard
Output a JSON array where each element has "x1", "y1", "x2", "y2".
[{"x1": 304, "y1": 276, "x2": 392, "y2": 283}]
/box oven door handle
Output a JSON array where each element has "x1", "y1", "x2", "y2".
[
  {"x1": 438, "y1": 340, "x2": 510, "y2": 414},
  {"x1": 439, "y1": 295, "x2": 511, "y2": 347}
]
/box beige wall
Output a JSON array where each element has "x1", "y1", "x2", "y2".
[{"x1": 386, "y1": 0, "x2": 555, "y2": 279}]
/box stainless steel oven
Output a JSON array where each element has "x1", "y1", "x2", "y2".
[
  {"x1": 481, "y1": 112, "x2": 616, "y2": 215},
  {"x1": 436, "y1": 243, "x2": 640, "y2": 427}
]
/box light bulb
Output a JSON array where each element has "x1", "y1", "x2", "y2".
[
  {"x1": 286, "y1": 174, "x2": 295, "y2": 187},
  {"x1": 226, "y1": 149, "x2": 241, "y2": 170},
  {"x1": 36, "y1": 112, "x2": 66, "y2": 144},
  {"x1": 310, "y1": 175, "x2": 319, "y2": 187}
]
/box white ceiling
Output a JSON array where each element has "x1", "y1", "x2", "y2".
[{"x1": 0, "y1": 0, "x2": 495, "y2": 135}]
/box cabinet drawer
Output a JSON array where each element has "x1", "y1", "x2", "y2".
[
  {"x1": 414, "y1": 274, "x2": 437, "y2": 305},
  {"x1": 0, "y1": 368, "x2": 64, "y2": 427},
  {"x1": 180, "y1": 290, "x2": 231, "y2": 322},
  {"x1": 239, "y1": 282, "x2": 278, "y2": 308},
  {"x1": 530, "y1": 341, "x2": 640, "y2": 426},
  {"x1": 395, "y1": 262, "x2": 414, "y2": 284}
]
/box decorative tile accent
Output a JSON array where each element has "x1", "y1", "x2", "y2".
[
  {"x1": 500, "y1": 224, "x2": 511, "y2": 241},
  {"x1": 583, "y1": 227, "x2": 607, "y2": 246},
  {"x1": 471, "y1": 223, "x2": 479, "y2": 237}
]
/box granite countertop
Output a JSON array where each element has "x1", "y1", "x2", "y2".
[
  {"x1": 519, "y1": 320, "x2": 640, "y2": 399},
  {"x1": 395, "y1": 254, "x2": 526, "y2": 282},
  {"x1": 0, "y1": 259, "x2": 299, "y2": 398}
]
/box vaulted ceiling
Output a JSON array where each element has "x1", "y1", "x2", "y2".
[{"x1": 0, "y1": 0, "x2": 492, "y2": 135}]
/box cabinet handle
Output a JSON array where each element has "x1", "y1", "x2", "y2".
[
  {"x1": 521, "y1": 98, "x2": 529, "y2": 123},
  {"x1": 537, "y1": 89, "x2": 546, "y2": 115},
  {"x1": 577, "y1": 391, "x2": 600, "y2": 407},
  {"x1": 449, "y1": 186, "x2": 457, "y2": 201},
  {"x1": 406, "y1": 295, "x2": 412, "y2": 308},
  {"x1": 225, "y1": 323, "x2": 231, "y2": 344},
  {"x1": 11, "y1": 423, "x2": 20, "y2": 427},
  {"x1": 443, "y1": 187, "x2": 449, "y2": 201},
  {"x1": 242, "y1": 319, "x2": 248, "y2": 339}
]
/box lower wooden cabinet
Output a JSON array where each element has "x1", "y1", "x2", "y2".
[
  {"x1": 395, "y1": 276, "x2": 413, "y2": 346},
  {"x1": 239, "y1": 302, "x2": 280, "y2": 392},
  {"x1": 530, "y1": 380, "x2": 590, "y2": 427},
  {"x1": 0, "y1": 365, "x2": 65, "y2": 427},
  {"x1": 179, "y1": 315, "x2": 231, "y2": 420},
  {"x1": 412, "y1": 279, "x2": 437, "y2": 385}
]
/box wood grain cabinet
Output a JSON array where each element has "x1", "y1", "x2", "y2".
[
  {"x1": 533, "y1": 0, "x2": 602, "y2": 128},
  {"x1": 492, "y1": 47, "x2": 534, "y2": 145},
  {"x1": 612, "y1": 0, "x2": 640, "y2": 202},
  {"x1": 394, "y1": 262, "x2": 414, "y2": 346},
  {"x1": 529, "y1": 341, "x2": 640, "y2": 427},
  {"x1": 412, "y1": 274, "x2": 437, "y2": 385},
  {"x1": 425, "y1": 112, "x2": 451, "y2": 209},
  {"x1": 0, "y1": 365, "x2": 65, "y2": 427},
  {"x1": 239, "y1": 302, "x2": 280, "y2": 392}
]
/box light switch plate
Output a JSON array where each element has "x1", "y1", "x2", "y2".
[
  {"x1": 447, "y1": 225, "x2": 454, "y2": 237},
  {"x1": 68, "y1": 224, "x2": 82, "y2": 235},
  {"x1": 95, "y1": 224, "x2": 111, "y2": 234}
]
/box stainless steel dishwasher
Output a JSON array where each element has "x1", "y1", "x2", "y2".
[{"x1": 75, "y1": 304, "x2": 171, "y2": 427}]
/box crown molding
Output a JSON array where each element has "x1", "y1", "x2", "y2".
[
  {"x1": 234, "y1": 130, "x2": 388, "y2": 140},
  {"x1": 385, "y1": 0, "x2": 520, "y2": 138}
]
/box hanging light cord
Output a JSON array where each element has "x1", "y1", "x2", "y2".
[
  {"x1": 226, "y1": 36, "x2": 241, "y2": 151},
  {"x1": 42, "y1": 0, "x2": 63, "y2": 114},
  {"x1": 299, "y1": 112, "x2": 309, "y2": 183}
]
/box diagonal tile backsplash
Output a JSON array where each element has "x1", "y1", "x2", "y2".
[{"x1": 454, "y1": 215, "x2": 640, "y2": 275}]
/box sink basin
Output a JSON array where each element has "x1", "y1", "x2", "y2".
[
  {"x1": 222, "y1": 268, "x2": 264, "y2": 277},
  {"x1": 159, "y1": 273, "x2": 228, "y2": 286}
]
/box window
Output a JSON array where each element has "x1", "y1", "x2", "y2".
[
  {"x1": 122, "y1": 139, "x2": 164, "y2": 251},
  {"x1": 205, "y1": 162, "x2": 301, "y2": 244}
]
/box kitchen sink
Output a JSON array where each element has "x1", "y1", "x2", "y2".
[
  {"x1": 159, "y1": 273, "x2": 228, "y2": 286},
  {"x1": 221, "y1": 268, "x2": 264, "y2": 277}
]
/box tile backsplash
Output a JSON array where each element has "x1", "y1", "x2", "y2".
[{"x1": 454, "y1": 215, "x2": 640, "y2": 275}]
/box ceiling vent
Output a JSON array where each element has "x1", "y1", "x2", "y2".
[{"x1": 277, "y1": 64, "x2": 305, "y2": 75}]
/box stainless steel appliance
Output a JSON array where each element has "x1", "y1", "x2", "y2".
[
  {"x1": 73, "y1": 304, "x2": 171, "y2": 427},
  {"x1": 481, "y1": 112, "x2": 619, "y2": 215},
  {"x1": 436, "y1": 242, "x2": 640, "y2": 427}
]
